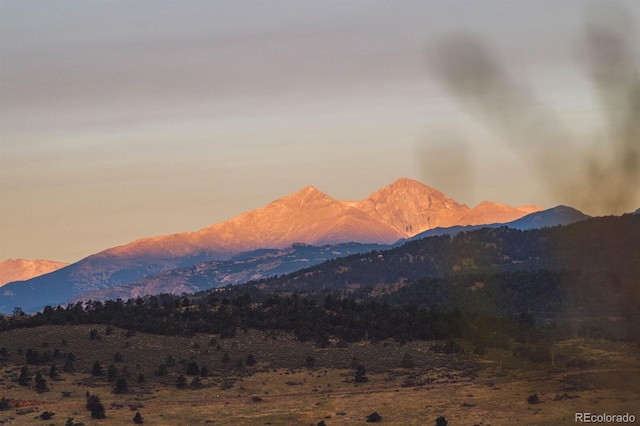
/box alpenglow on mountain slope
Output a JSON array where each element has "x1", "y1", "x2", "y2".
[
  {"x1": 71, "y1": 206, "x2": 589, "y2": 304},
  {"x1": 0, "y1": 178, "x2": 540, "y2": 313},
  {"x1": 0, "y1": 259, "x2": 69, "y2": 287}
]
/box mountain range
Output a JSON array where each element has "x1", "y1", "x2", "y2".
[
  {"x1": 67, "y1": 205, "x2": 592, "y2": 303},
  {"x1": 0, "y1": 259, "x2": 68, "y2": 287},
  {"x1": 1, "y1": 178, "x2": 552, "y2": 313}
]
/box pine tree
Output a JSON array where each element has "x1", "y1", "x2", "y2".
[
  {"x1": 114, "y1": 378, "x2": 128, "y2": 394},
  {"x1": 18, "y1": 366, "x2": 31, "y2": 386},
  {"x1": 176, "y1": 375, "x2": 187, "y2": 389},
  {"x1": 85, "y1": 393, "x2": 101, "y2": 408},
  {"x1": 91, "y1": 403, "x2": 106, "y2": 419},
  {"x1": 107, "y1": 364, "x2": 117, "y2": 381},
  {"x1": 49, "y1": 364, "x2": 59, "y2": 379},
  {"x1": 91, "y1": 361, "x2": 102, "y2": 376},
  {"x1": 199, "y1": 365, "x2": 209, "y2": 377},
  {"x1": 133, "y1": 411, "x2": 144, "y2": 424},
  {"x1": 64, "y1": 353, "x2": 75, "y2": 373},
  {"x1": 354, "y1": 365, "x2": 368, "y2": 383},
  {"x1": 35, "y1": 371, "x2": 49, "y2": 393},
  {"x1": 86, "y1": 394, "x2": 105, "y2": 419}
]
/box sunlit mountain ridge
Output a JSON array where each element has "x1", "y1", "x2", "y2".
[
  {"x1": 1, "y1": 178, "x2": 545, "y2": 313},
  {"x1": 0, "y1": 259, "x2": 69, "y2": 287}
]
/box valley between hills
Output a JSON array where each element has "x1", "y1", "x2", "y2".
[{"x1": 1, "y1": 178, "x2": 639, "y2": 425}]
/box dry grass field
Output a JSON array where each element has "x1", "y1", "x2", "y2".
[{"x1": 1, "y1": 325, "x2": 638, "y2": 425}]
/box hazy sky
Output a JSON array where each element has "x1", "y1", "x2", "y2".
[{"x1": 2, "y1": 1, "x2": 639, "y2": 263}]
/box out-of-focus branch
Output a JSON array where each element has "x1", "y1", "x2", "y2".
[{"x1": 431, "y1": 5, "x2": 639, "y2": 215}]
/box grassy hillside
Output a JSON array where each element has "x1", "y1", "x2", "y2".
[{"x1": 1, "y1": 325, "x2": 638, "y2": 425}]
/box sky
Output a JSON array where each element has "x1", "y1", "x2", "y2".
[{"x1": 1, "y1": 1, "x2": 639, "y2": 263}]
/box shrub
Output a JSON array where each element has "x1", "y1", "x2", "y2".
[
  {"x1": 0, "y1": 397, "x2": 10, "y2": 411},
  {"x1": 185, "y1": 362, "x2": 199, "y2": 376},
  {"x1": 133, "y1": 411, "x2": 144, "y2": 424},
  {"x1": 165, "y1": 355, "x2": 176, "y2": 367},
  {"x1": 527, "y1": 393, "x2": 541, "y2": 404},
  {"x1": 431, "y1": 340, "x2": 463, "y2": 354},
  {"x1": 40, "y1": 411, "x2": 55, "y2": 420},
  {"x1": 401, "y1": 352, "x2": 414, "y2": 368},
  {"x1": 246, "y1": 354, "x2": 257, "y2": 366},
  {"x1": 366, "y1": 412, "x2": 382, "y2": 422},
  {"x1": 436, "y1": 416, "x2": 448, "y2": 426},
  {"x1": 305, "y1": 356, "x2": 316, "y2": 369},
  {"x1": 154, "y1": 364, "x2": 167, "y2": 376}
]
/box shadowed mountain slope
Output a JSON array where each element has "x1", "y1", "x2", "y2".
[{"x1": 68, "y1": 243, "x2": 389, "y2": 303}]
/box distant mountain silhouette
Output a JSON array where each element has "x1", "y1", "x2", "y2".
[
  {"x1": 505, "y1": 205, "x2": 590, "y2": 230},
  {"x1": 410, "y1": 205, "x2": 590, "y2": 240}
]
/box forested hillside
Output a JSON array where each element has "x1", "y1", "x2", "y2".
[
  {"x1": 245, "y1": 215, "x2": 639, "y2": 295},
  {"x1": 3, "y1": 215, "x2": 638, "y2": 347}
]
